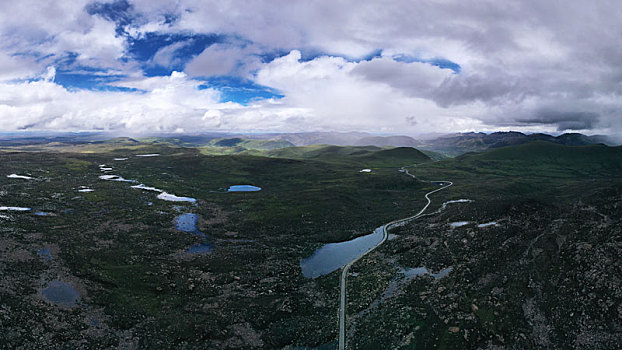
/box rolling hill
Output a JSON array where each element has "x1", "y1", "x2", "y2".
[{"x1": 266, "y1": 144, "x2": 431, "y2": 167}]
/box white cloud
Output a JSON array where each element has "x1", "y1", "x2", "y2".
[
  {"x1": 0, "y1": 72, "x2": 224, "y2": 132},
  {"x1": 0, "y1": 51, "x2": 41, "y2": 81},
  {"x1": 351, "y1": 57, "x2": 455, "y2": 98},
  {"x1": 184, "y1": 43, "x2": 263, "y2": 78},
  {"x1": 150, "y1": 41, "x2": 188, "y2": 67},
  {"x1": 0, "y1": 1, "x2": 622, "y2": 135},
  {"x1": 51, "y1": 16, "x2": 126, "y2": 68},
  {"x1": 121, "y1": 0, "x2": 622, "y2": 134},
  {"x1": 0, "y1": 70, "x2": 323, "y2": 133},
  {"x1": 43, "y1": 66, "x2": 57, "y2": 82},
  {"x1": 254, "y1": 50, "x2": 483, "y2": 133}
]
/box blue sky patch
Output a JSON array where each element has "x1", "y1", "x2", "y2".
[
  {"x1": 298, "y1": 49, "x2": 383, "y2": 63},
  {"x1": 128, "y1": 32, "x2": 224, "y2": 76},
  {"x1": 53, "y1": 71, "x2": 140, "y2": 92},
  {"x1": 199, "y1": 76, "x2": 284, "y2": 104},
  {"x1": 393, "y1": 55, "x2": 461, "y2": 73}
]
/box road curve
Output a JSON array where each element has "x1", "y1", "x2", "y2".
[{"x1": 338, "y1": 167, "x2": 452, "y2": 350}]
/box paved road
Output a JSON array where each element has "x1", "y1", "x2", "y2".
[{"x1": 338, "y1": 167, "x2": 453, "y2": 350}]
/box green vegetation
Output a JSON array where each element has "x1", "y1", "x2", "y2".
[
  {"x1": 0, "y1": 140, "x2": 433, "y2": 349},
  {"x1": 1, "y1": 138, "x2": 620, "y2": 349},
  {"x1": 344, "y1": 141, "x2": 622, "y2": 349},
  {"x1": 264, "y1": 144, "x2": 430, "y2": 167}
]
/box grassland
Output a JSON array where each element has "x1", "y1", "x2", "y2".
[
  {"x1": 0, "y1": 139, "x2": 620, "y2": 349},
  {"x1": 0, "y1": 140, "x2": 434, "y2": 349}
]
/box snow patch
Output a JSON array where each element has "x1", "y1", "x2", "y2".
[
  {"x1": 7, "y1": 174, "x2": 33, "y2": 180},
  {"x1": 0, "y1": 206, "x2": 31, "y2": 211},
  {"x1": 98, "y1": 174, "x2": 136, "y2": 182},
  {"x1": 450, "y1": 221, "x2": 470, "y2": 228},
  {"x1": 157, "y1": 192, "x2": 196, "y2": 203},
  {"x1": 131, "y1": 184, "x2": 163, "y2": 193}
]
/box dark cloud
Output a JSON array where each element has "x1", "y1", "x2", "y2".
[{"x1": 517, "y1": 111, "x2": 599, "y2": 131}]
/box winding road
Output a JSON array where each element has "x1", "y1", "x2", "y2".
[{"x1": 338, "y1": 166, "x2": 453, "y2": 350}]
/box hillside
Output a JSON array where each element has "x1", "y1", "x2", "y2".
[
  {"x1": 207, "y1": 137, "x2": 295, "y2": 150},
  {"x1": 266, "y1": 144, "x2": 431, "y2": 167},
  {"x1": 416, "y1": 131, "x2": 616, "y2": 156},
  {"x1": 456, "y1": 141, "x2": 622, "y2": 178}
]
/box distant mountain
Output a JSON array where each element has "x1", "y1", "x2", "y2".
[
  {"x1": 0, "y1": 132, "x2": 111, "y2": 146},
  {"x1": 243, "y1": 131, "x2": 619, "y2": 156},
  {"x1": 353, "y1": 135, "x2": 419, "y2": 147},
  {"x1": 0, "y1": 131, "x2": 617, "y2": 157},
  {"x1": 243, "y1": 131, "x2": 371, "y2": 146},
  {"x1": 415, "y1": 132, "x2": 617, "y2": 156},
  {"x1": 207, "y1": 137, "x2": 295, "y2": 150}
]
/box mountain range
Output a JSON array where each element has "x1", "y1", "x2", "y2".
[{"x1": 0, "y1": 131, "x2": 618, "y2": 157}]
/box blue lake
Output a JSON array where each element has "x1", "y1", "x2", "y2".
[
  {"x1": 300, "y1": 226, "x2": 384, "y2": 278},
  {"x1": 42, "y1": 280, "x2": 80, "y2": 307},
  {"x1": 228, "y1": 185, "x2": 262, "y2": 192}
]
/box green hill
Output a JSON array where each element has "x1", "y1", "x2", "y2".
[
  {"x1": 207, "y1": 137, "x2": 295, "y2": 150},
  {"x1": 452, "y1": 141, "x2": 622, "y2": 179},
  {"x1": 266, "y1": 144, "x2": 430, "y2": 167}
]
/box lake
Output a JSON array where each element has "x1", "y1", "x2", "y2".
[{"x1": 300, "y1": 226, "x2": 384, "y2": 278}]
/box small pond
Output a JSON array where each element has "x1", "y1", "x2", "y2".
[
  {"x1": 186, "y1": 243, "x2": 214, "y2": 254},
  {"x1": 174, "y1": 213, "x2": 213, "y2": 254},
  {"x1": 175, "y1": 213, "x2": 203, "y2": 235},
  {"x1": 228, "y1": 185, "x2": 262, "y2": 192},
  {"x1": 42, "y1": 280, "x2": 80, "y2": 307},
  {"x1": 403, "y1": 266, "x2": 453, "y2": 279},
  {"x1": 375, "y1": 266, "x2": 453, "y2": 305},
  {"x1": 37, "y1": 247, "x2": 52, "y2": 261}
]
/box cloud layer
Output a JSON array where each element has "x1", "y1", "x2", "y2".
[{"x1": 0, "y1": 0, "x2": 621, "y2": 135}]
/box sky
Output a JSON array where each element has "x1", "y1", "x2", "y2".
[{"x1": 0, "y1": 0, "x2": 621, "y2": 136}]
